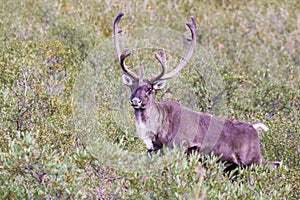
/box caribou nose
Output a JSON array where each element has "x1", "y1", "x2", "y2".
[{"x1": 131, "y1": 97, "x2": 142, "y2": 106}]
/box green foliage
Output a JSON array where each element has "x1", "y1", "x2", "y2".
[
  {"x1": 1, "y1": 0, "x2": 299, "y2": 199},
  {"x1": 0, "y1": 41, "x2": 78, "y2": 152},
  {"x1": 0, "y1": 132, "x2": 81, "y2": 199}
]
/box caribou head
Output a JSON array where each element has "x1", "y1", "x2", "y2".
[{"x1": 114, "y1": 12, "x2": 196, "y2": 110}]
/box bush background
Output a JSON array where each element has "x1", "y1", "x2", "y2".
[{"x1": 0, "y1": 0, "x2": 299, "y2": 199}]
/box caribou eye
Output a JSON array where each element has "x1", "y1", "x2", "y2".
[{"x1": 146, "y1": 87, "x2": 152, "y2": 94}]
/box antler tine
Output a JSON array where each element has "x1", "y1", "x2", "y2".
[
  {"x1": 149, "y1": 49, "x2": 167, "y2": 82},
  {"x1": 113, "y1": 12, "x2": 125, "y2": 61},
  {"x1": 154, "y1": 16, "x2": 197, "y2": 81},
  {"x1": 114, "y1": 12, "x2": 139, "y2": 79},
  {"x1": 139, "y1": 66, "x2": 145, "y2": 85},
  {"x1": 120, "y1": 49, "x2": 139, "y2": 79}
]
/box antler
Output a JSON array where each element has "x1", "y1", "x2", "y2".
[
  {"x1": 114, "y1": 12, "x2": 139, "y2": 79},
  {"x1": 151, "y1": 16, "x2": 197, "y2": 82},
  {"x1": 138, "y1": 65, "x2": 145, "y2": 85},
  {"x1": 149, "y1": 49, "x2": 166, "y2": 82}
]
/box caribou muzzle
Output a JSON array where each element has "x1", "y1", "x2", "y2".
[{"x1": 130, "y1": 97, "x2": 143, "y2": 109}]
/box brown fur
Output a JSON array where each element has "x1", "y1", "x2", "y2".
[{"x1": 134, "y1": 97, "x2": 265, "y2": 167}]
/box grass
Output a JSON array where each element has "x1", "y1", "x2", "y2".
[{"x1": 0, "y1": 0, "x2": 299, "y2": 199}]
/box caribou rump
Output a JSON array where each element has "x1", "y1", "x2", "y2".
[{"x1": 113, "y1": 12, "x2": 279, "y2": 168}]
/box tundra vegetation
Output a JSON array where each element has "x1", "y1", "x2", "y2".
[{"x1": 0, "y1": 0, "x2": 299, "y2": 199}]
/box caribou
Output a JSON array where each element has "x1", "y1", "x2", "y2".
[{"x1": 113, "y1": 12, "x2": 279, "y2": 168}]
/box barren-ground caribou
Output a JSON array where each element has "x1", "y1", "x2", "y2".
[{"x1": 113, "y1": 12, "x2": 279, "y2": 168}]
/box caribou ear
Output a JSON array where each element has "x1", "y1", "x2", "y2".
[
  {"x1": 153, "y1": 80, "x2": 166, "y2": 90},
  {"x1": 122, "y1": 74, "x2": 133, "y2": 86}
]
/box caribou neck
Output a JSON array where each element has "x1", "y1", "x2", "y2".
[
  {"x1": 133, "y1": 99, "x2": 165, "y2": 151},
  {"x1": 134, "y1": 100, "x2": 161, "y2": 128}
]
